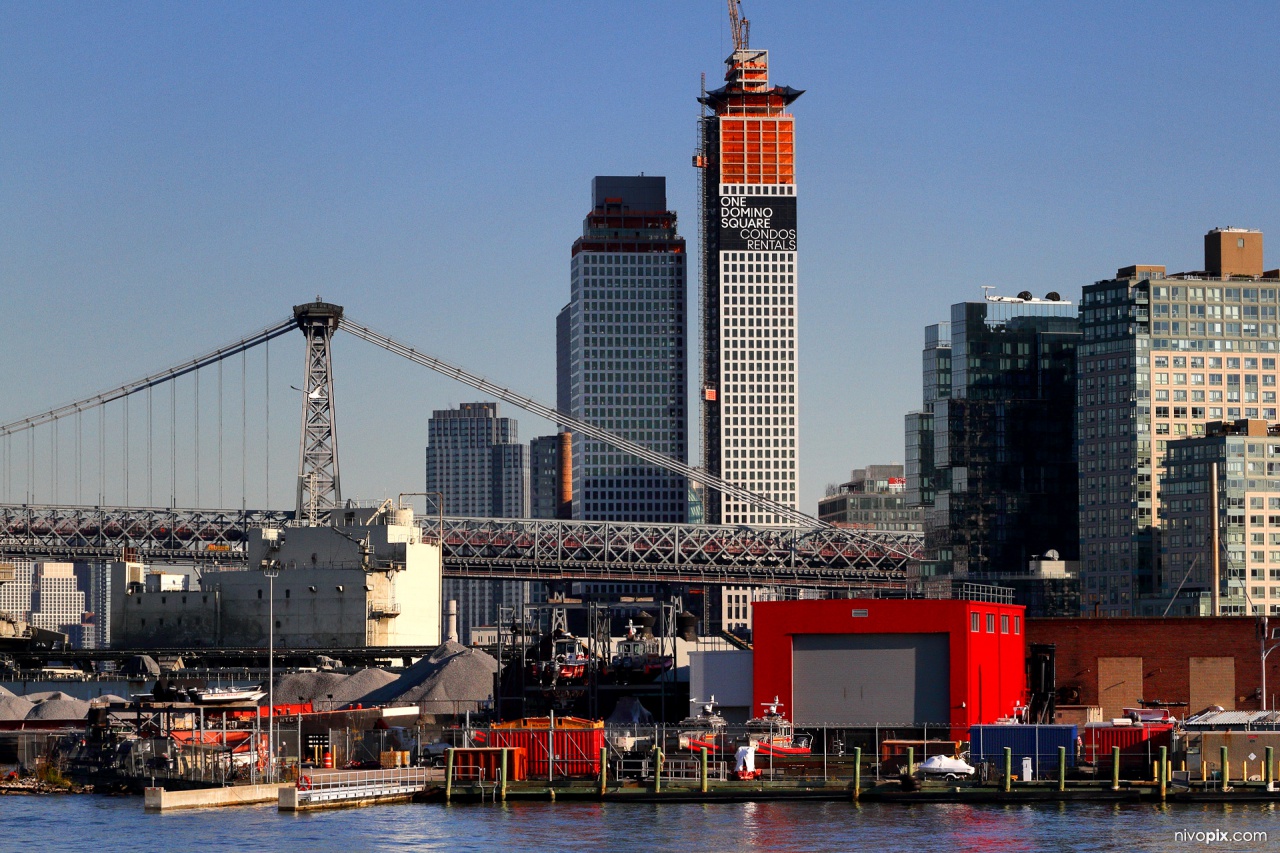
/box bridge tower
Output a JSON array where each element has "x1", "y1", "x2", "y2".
[{"x1": 294, "y1": 300, "x2": 344, "y2": 525}]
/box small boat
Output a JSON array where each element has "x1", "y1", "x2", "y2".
[
  {"x1": 918, "y1": 754, "x2": 975, "y2": 779},
  {"x1": 676, "y1": 696, "x2": 728, "y2": 753},
  {"x1": 742, "y1": 697, "x2": 811, "y2": 756},
  {"x1": 187, "y1": 687, "x2": 266, "y2": 705}
]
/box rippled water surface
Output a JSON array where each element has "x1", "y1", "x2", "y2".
[{"x1": 1, "y1": 796, "x2": 1276, "y2": 852}]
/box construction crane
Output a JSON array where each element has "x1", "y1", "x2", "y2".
[{"x1": 727, "y1": 0, "x2": 749, "y2": 52}]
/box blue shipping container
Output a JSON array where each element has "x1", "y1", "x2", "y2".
[{"x1": 969, "y1": 724, "x2": 1078, "y2": 776}]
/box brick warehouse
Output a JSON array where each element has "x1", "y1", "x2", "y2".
[{"x1": 1028, "y1": 617, "x2": 1278, "y2": 718}]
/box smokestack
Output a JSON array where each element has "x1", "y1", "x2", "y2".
[
  {"x1": 445, "y1": 599, "x2": 458, "y2": 643},
  {"x1": 557, "y1": 431, "x2": 573, "y2": 519}
]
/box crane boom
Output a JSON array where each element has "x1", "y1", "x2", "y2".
[{"x1": 727, "y1": 0, "x2": 749, "y2": 52}]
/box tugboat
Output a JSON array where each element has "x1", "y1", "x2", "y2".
[
  {"x1": 742, "y1": 697, "x2": 811, "y2": 756},
  {"x1": 528, "y1": 629, "x2": 593, "y2": 687},
  {"x1": 609, "y1": 621, "x2": 675, "y2": 683}
]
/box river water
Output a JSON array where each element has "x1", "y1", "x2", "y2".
[{"x1": 1, "y1": 797, "x2": 1276, "y2": 852}]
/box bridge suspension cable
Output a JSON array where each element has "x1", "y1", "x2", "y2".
[
  {"x1": 0, "y1": 318, "x2": 297, "y2": 439},
  {"x1": 336, "y1": 316, "x2": 925, "y2": 559}
]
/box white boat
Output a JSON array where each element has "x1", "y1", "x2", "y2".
[
  {"x1": 187, "y1": 687, "x2": 266, "y2": 705},
  {"x1": 918, "y1": 754, "x2": 975, "y2": 779}
]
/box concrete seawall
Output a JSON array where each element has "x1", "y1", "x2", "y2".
[{"x1": 144, "y1": 783, "x2": 290, "y2": 811}]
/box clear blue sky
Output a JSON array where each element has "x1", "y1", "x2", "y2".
[{"x1": 3, "y1": 2, "x2": 1278, "y2": 515}]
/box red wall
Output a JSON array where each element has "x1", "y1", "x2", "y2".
[
  {"x1": 752, "y1": 599, "x2": 1027, "y2": 733},
  {"x1": 1028, "y1": 617, "x2": 1270, "y2": 712}
]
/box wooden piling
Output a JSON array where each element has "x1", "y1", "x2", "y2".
[
  {"x1": 1221, "y1": 746, "x2": 1229, "y2": 787},
  {"x1": 444, "y1": 748, "x2": 453, "y2": 802},
  {"x1": 1159, "y1": 746, "x2": 1167, "y2": 801},
  {"x1": 654, "y1": 747, "x2": 663, "y2": 795},
  {"x1": 1267, "y1": 746, "x2": 1274, "y2": 788},
  {"x1": 500, "y1": 748, "x2": 508, "y2": 802},
  {"x1": 700, "y1": 747, "x2": 708, "y2": 794},
  {"x1": 599, "y1": 746, "x2": 608, "y2": 798},
  {"x1": 1111, "y1": 746, "x2": 1120, "y2": 791},
  {"x1": 907, "y1": 746, "x2": 914, "y2": 778},
  {"x1": 853, "y1": 747, "x2": 861, "y2": 801},
  {"x1": 1057, "y1": 746, "x2": 1066, "y2": 792},
  {"x1": 1003, "y1": 747, "x2": 1011, "y2": 793}
]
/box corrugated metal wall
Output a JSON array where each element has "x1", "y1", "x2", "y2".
[{"x1": 791, "y1": 633, "x2": 950, "y2": 726}]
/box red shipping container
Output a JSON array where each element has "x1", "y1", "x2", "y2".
[
  {"x1": 489, "y1": 719, "x2": 604, "y2": 778},
  {"x1": 451, "y1": 747, "x2": 527, "y2": 782},
  {"x1": 1083, "y1": 723, "x2": 1173, "y2": 774}
]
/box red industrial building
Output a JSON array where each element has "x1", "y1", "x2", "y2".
[{"x1": 752, "y1": 599, "x2": 1027, "y2": 734}]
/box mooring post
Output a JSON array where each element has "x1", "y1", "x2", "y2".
[
  {"x1": 1111, "y1": 746, "x2": 1120, "y2": 791},
  {"x1": 599, "y1": 746, "x2": 608, "y2": 798},
  {"x1": 1159, "y1": 746, "x2": 1167, "y2": 801},
  {"x1": 654, "y1": 746, "x2": 663, "y2": 795},
  {"x1": 500, "y1": 748, "x2": 508, "y2": 802},
  {"x1": 1267, "y1": 746, "x2": 1274, "y2": 789},
  {"x1": 1057, "y1": 746, "x2": 1066, "y2": 792},
  {"x1": 1222, "y1": 745, "x2": 1230, "y2": 788},
  {"x1": 700, "y1": 746, "x2": 708, "y2": 794},
  {"x1": 906, "y1": 746, "x2": 914, "y2": 778},
  {"x1": 1003, "y1": 747, "x2": 1012, "y2": 793},
  {"x1": 445, "y1": 748, "x2": 454, "y2": 802},
  {"x1": 853, "y1": 747, "x2": 862, "y2": 801}
]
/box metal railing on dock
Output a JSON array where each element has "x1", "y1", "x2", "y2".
[{"x1": 292, "y1": 767, "x2": 430, "y2": 807}]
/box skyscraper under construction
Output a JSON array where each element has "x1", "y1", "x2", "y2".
[{"x1": 696, "y1": 13, "x2": 802, "y2": 525}]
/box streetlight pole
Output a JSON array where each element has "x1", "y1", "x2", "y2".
[{"x1": 264, "y1": 561, "x2": 279, "y2": 781}]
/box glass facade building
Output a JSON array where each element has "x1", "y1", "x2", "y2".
[
  {"x1": 921, "y1": 295, "x2": 1080, "y2": 578},
  {"x1": 905, "y1": 322, "x2": 951, "y2": 510},
  {"x1": 559, "y1": 176, "x2": 688, "y2": 523}
]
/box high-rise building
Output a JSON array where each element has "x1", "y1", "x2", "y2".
[
  {"x1": 528, "y1": 435, "x2": 561, "y2": 520},
  {"x1": 425, "y1": 402, "x2": 530, "y2": 640},
  {"x1": 917, "y1": 292, "x2": 1080, "y2": 579},
  {"x1": 560, "y1": 176, "x2": 688, "y2": 523},
  {"x1": 1079, "y1": 228, "x2": 1280, "y2": 615},
  {"x1": 905, "y1": 323, "x2": 952, "y2": 510},
  {"x1": 73, "y1": 562, "x2": 112, "y2": 649},
  {"x1": 30, "y1": 562, "x2": 87, "y2": 645},
  {"x1": 0, "y1": 559, "x2": 33, "y2": 621},
  {"x1": 1159, "y1": 419, "x2": 1275, "y2": 617},
  {"x1": 697, "y1": 36, "x2": 802, "y2": 525}
]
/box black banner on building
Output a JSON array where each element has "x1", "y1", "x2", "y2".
[{"x1": 719, "y1": 195, "x2": 797, "y2": 252}]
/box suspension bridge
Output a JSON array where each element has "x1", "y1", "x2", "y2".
[{"x1": 0, "y1": 301, "x2": 923, "y2": 587}]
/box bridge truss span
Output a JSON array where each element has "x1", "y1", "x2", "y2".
[
  {"x1": 0, "y1": 503, "x2": 920, "y2": 587},
  {"x1": 0, "y1": 504, "x2": 292, "y2": 564}
]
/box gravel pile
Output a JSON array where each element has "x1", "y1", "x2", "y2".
[
  {"x1": 0, "y1": 684, "x2": 14, "y2": 698},
  {"x1": 356, "y1": 641, "x2": 497, "y2": 710},
  {"x1": 26, "y1": 697, "x2": 90, "y2": 720},
  {"x1": 23, "y1": 691, "x2": 77, "y2": 703},
  {"x1": 274, "y1": 668, "x2": 399, "y2": 708},
  {"x1": 0, "y1": 695, "x2": 34, "y2": 721},
  {"x1": 330, "y1": 668, "x2": 399, "y2": 706}
]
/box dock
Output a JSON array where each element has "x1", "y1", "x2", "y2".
[{"x1": 278, "y1": 767, "x2": 439, "y2": 811}]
